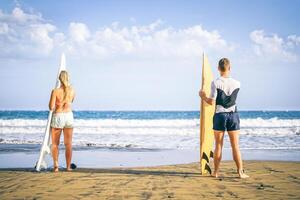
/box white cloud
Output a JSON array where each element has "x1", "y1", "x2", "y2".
[
  {"x1": 0, "y1": 7, "x2": 235, "y2": 60},
  {"x1": 250, "y1": 30, "x2": 300, "y2": 62},
  {"x1": 11, "y1": 7, "x2": 42, "y2": 22},
  {"x1": 0, "y1": 22, "x2": 9, "y2": 34},
  {"x1": 287, "y1": 35, "x2": 300, "y2": 47},
  {"x1": 0, "y1": 7, "x2": 59, "y2": 58},
  {"x1": 69, "y1": 22, "x2": 90, "y2": 43},
  {"x1": 1, "y1": 6, "x2": 300, "y2": 68},
  {"x1": 65, "y1": 20, "x2": 235, "y2": 59}
]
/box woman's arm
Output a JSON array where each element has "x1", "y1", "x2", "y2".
[
  {"x1": 49, "y1": 89, "x2": 56, "y2": 111},
  {"x1": 71, "y1": 88, "x2": 75, "y2": 103}
]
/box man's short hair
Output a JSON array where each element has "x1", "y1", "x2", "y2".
[{"x1": 218, "y1": 58, "x2": 230, "y2": 72}]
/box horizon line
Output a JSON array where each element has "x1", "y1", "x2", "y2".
[{"x1": 0, "y1": 109, "x2": 300, "y2": 112}]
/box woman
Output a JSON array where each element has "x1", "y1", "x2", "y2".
[{"x1": 49, "y1": 70, "x2": 75, "y2": 172}]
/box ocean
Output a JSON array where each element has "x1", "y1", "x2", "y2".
[
  {"x1": 0, "y1": 110, "x2": 300, "y2": 168},
  {"x1": 0, "y1": 110, "x2": 299, "y2": 151}
]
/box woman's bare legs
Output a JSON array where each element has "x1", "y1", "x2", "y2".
[
  {"x1": 63, "y1": 128, "x2": 73, "y2": 171},
  {"x1": 51, "y1": 128, "x2": 62, "y2": 172},
  {"x1": 228, "y1": 130, "x2": 249, "y2": 178},
  {"x1": 212, "y1": 131, "x2": 225, "y2": 177}
]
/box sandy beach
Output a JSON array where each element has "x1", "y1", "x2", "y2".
[{"x1": 0, "y1": 161, "x2": 299, "y2": 200}]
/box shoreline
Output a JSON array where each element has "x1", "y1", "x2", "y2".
[
  {"x1": 0, "y1": 147, "x2": 299, "y2": 169},
  {"x1": 1, "y1": 160, "x2": 299, "y2": 172},
  {"x1": 0, "y1": 160, "x2": 299, "y2": 199}
]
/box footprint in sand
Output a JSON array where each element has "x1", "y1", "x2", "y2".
[
  {"x1": 141, "y1": 191, "x2": 152, "y2": 199},
  {"x1": 227, "y1": 191, "x2": 239, "y2": 198},
  {"x1": 256, "y1": 183, "x2": 275, "y2": 190},
  {"x1": 215, "y1": 191, "x2": 224, "y2": 198},
  {"x1": 288, "y1": 175, "x2": 298, "y2": 180},
  {"x1": 201, "y1": 183, "x2": 208, "y2": 188},
  {"x1": 217, "y1": 184, "x2": 226, "y2": 189},
  {"x1": 167, "y1": 193, "x2": 174, "y2": 198},
  {"x1": 288, "y1": 175, "x2": 300, "y2": 184},
  {"x1": 264, "y1": 167, "x2": 284, "y2": 173}
]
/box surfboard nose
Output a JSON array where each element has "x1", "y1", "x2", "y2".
[{"x1": 60, "y1": 53, "x2": 66, "y2": 70}]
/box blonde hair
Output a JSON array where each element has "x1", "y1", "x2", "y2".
[{"x1": 58, "y1": 70, "x2": 71, "y2": 103}]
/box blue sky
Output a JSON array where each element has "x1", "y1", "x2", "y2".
[{"x1": 0, "y1": 0, "x2": 299, "y2": 110}]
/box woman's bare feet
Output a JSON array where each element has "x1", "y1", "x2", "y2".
[
  {"x1": 238, "y1": 169, "x2": 249, "y2": 178},
  {"x1": 53, "y1": 166, "x2": 59, "y2": 172},
  {"x1": 53, "y1": 161, "x2": 59, "y2": 172}
]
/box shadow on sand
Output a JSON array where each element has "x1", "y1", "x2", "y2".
[{"x1": 0, "y1": 167, "x2": 205, "y2": 178}]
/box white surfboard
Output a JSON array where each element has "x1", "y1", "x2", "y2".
[{"x1": 35, "y1": 53, "x2": 67, "y2": 171}]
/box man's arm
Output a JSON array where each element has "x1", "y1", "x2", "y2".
[
  {"x1": 199, "y1": 90, "x2": 215, "y2": 105},
  {"x1": 199, "y1": 80, "x2": 217, "y2": 105}
]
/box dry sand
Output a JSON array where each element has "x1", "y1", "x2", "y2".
[{"x1": 0, "y1": 161, "x2": 299, "y2": 199}]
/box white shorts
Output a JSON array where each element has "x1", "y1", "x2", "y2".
[{"x1": 50, "y1": 112, "x2": 74, "y2": 129}]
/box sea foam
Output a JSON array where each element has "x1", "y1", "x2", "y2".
[{"x1": 0, "y1": 118, "x2": 299, "y2": 150}]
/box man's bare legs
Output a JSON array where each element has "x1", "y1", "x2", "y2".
[
  {"x1": 228, "y1": 130, "x2": 249, "y2": 178},
  {"x1": 212, "y1": 130, "x2": 225, "y2": 177},
  {"x1": 51, "y1": 128, "x2": 62, "y2": 172},
  {"x1": 63, "y1": 128, "x2": 73, "y2": 171}
]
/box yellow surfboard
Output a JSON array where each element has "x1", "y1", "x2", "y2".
[{"x1": 200, "y1": 53, "x2": 215, "y2": 175}]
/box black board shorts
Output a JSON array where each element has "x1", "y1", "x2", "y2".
[{"x1": 213, "y1": 112, "x2": 240, "y2": 131}]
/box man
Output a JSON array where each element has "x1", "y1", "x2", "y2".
[{"x1": 199, "y1": 58, "x2": 249, "y2": 178}]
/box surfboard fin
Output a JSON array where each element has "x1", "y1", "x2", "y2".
[
  {"x1": 205, "y1": 163, "x2": 212, "y2": 175},
  {"x1": 44, "y1": 146, "x2": 51, "y2": 154},
  {"x1": 40, "y1": 160, "x2": 47, "y2": 169},
  {"x1": 202, "y1": 152, "x2": 209, "y2": 163},
  {"x1": 210, "y1": 151, "x2": 214, "y2": 158}
]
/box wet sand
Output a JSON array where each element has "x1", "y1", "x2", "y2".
[{"x1": 0, "y1": 161, "x2": 299, "y2": 199}]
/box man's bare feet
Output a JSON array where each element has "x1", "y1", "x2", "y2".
[
  {"x1": 211, "y1": 171, "x2": 219, "y2": 178},
  {"x1": 66, "y1": 168, "x2": 73, "y2": 172},
  {"x1": 238, "y1": 169, "x2": 249, "y2": 178}
]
